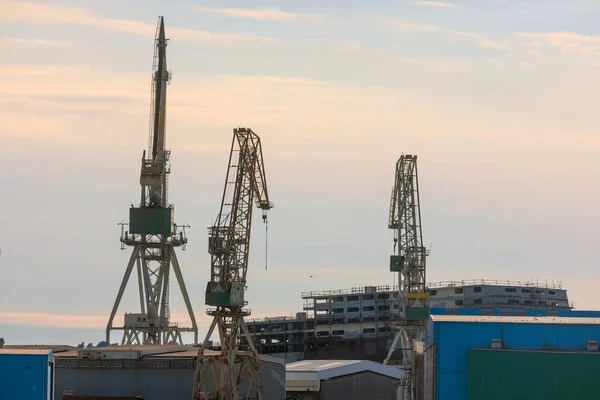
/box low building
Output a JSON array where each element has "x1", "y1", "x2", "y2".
[
  {"x1": 0, "y1": 348, "x2": 55, "y2": 400},
  {"x1": 5, "y1": 345, "x2": 284, "y2": 400},
  {"x1": 424, "y1": 314, "x2": 600, "y2": 400},
  {"x1": 286, "y1": 359, "x2": 403, "y2": 400}
]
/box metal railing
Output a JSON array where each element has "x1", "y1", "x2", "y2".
[
  {"x1": 302, "y1": 285, "x2": 400, "y2": 298},
  {"x1": 301, "y1": 279, "x2": 564, "y2": 298},
  {"x1": 426, "y1": 279, "x2": 564, "y2": 290}
]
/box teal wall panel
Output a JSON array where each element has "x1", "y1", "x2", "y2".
[
  {"x1": 468, "y1": 349, "x2": 600, "y2": 400},
  {"x1": 129, "y1": 207, "x2": 173, "y2": 236}
]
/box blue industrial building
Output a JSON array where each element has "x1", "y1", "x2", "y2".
[
  {"x1": 424, "y1": 314, "x2": 600, "y2": 400},
  {"x1": 429, "y1": 307, "x2": 600, "y2": 318},
  {"x1": 0, "y1": 349, "x2": 55, "y2": 400}
]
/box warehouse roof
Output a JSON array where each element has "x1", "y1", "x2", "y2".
[
  {"x1": 430, "y1": 315, "x2": 600, "y2": 324},
  {"x1": 43, "y1": 344, "x2": 283, "y2": 366},
  {"x1": 286, "y1": 360, "x2": 403, "y2": 391}
]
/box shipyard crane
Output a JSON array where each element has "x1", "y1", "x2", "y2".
[
  {"x1": 105, "y1": 17, "x2": 198, "y2": 346},
  {"x1": 384, "y1": 154, "x2": 430, "y2": 400},
  {"x1": 193, "y1": 128, "x2": 273, "y2": 400}
]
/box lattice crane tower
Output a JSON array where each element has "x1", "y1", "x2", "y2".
[
  {"x1": 192, "y1": 128, "x2": 273, "y2": 400},
  {"x1": 105, "y1": 17, "x2": 198, "y2": 346},
  {"x1": 384, "y1": 155, "x2": 430, "y2": 397}
]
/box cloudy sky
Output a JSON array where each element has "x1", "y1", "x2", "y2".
[{"x1": 1, "y1": 0, "x2": 599, "y2": 345}]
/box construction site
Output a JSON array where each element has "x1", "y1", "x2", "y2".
[{"x1": 2, "y1": 12, "x2": 600, "y2": 400}]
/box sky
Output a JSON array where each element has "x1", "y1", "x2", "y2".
[{"x1": 1, "y1": 0, "x2": 600, "y2": 346}]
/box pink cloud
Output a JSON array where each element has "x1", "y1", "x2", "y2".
[
  {"x1": 196, "y1": 7, "x2": 314, "y2": 21},
  {"x1": 0, "y1": 1, "x2": 274, "y2": 44}
]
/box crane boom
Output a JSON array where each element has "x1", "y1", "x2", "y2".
[
  {"x1": 193, "y1": 128, "x2": 273, "y2": 400},
  {"x1": 151, "y1": 17, "x2": 168, "y2": 161}
]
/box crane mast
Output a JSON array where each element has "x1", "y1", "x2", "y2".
[
  {"x1": 106, "y1": 16, "x2": 198, "y2": 346},
  {"x1": 193, "y1": 128, "x2": 273, "y2": 400},
  {"x1": 384, "y1": 155, "x2": 429, "y2": 399},
  {"x1": 389, "y1": 155, "x2": 428, "y2": 305}
]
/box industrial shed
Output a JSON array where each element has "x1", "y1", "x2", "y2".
[
  {"x1": 8, "y1": 345, "x2": 285, "y2": 400},
  {"x1": 425, "y1": 314, "x2": 600, "y2": 400},
  {"x1": 286, "y1": 359, "x2": 403, "y2": 400}
]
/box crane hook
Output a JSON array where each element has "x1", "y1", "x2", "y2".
[{"x1": 264, "y1": 212, "x2": 269, "y2": 270}]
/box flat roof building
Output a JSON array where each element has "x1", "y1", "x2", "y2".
[{"x1": 425, "y1": 314, "x2": 600, "y2": 400}]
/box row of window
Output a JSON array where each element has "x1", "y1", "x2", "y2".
[
  {"x1": 429, "y1": 288, "x2": 463, "y2": 296},
  {"x1": 326, "y1": 287, "x2": 560, "y2": 302},
  {"x1": 316, "y1": 314, "x2": 399, "y2": 325},
  {"x1": 315, "y1": 327, "x2": 393, "y2": 337},
  {"x1": 452, "y1": 298, "x2": 563, "y2": 306},
  {"x1": 329, "y1": 304, "x2": 400, "y2": 313},
  {"x1": 504, "y1": 288, "x2": 557, "y2": 295},
  {"x1": 329, "y1": 292, "x2": 400, "y2": 303},
  {"x1": 429, "y1": 287, "x2": 559, "y2": 296}
]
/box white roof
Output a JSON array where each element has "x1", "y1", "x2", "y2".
[
  {"x1": 286, "y1": 360, "x2": 403, "y2": 391},
  {"x1": 430, "y1": 315, "x2": 600, "y2": 325}
]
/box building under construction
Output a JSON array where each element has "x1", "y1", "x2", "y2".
[{"x1": 245, "y1": 280, "x2": 571, "y2": 363}]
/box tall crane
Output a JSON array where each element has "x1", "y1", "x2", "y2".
[
  {"x1": 106, "y1": 17, "x2": 198, "y2": 345},
  {"x1": 384, "y1": 154, "x2": 429, "y2": 399},
  {"x1": 193, "y1": 128, "x2": 273, "y2": 400}
]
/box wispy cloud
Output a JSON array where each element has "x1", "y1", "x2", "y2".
[
  {"x1": 0, "y1": 65, "x2": 434, "y2": 146},
  {"x1": 0, "y1": 66, "x2": 91, "y2": 76},
  {"x1": 0, "y1": 1, "x2": 275, "y2": 44},
  {"x1": 411, "y1": 0, "x2": 458, "y2": 9},
  {"x1": 0, "y1": 311, "x2": 287, "y2": 330},
  {"x1": 396, "y1": 21, "x2": 507, "y2": 50},
  {"x1": 0, "y1": 37, "x2": 72, "y2": 46},
  {"x1": 0, "y1": 67, "x2": 146, "y2": 101},
  {"x1": 516, "y1": 32, "x2": 600, "y2": 60},
  {"x1": 395, "y1": 20, "x2": 600, "y2": 62},
  {"x1": 196, "y1": 6, "x2": 313, "y2": 21},
  {"x1": 333, "y1": 41, "x2": 474, "y2": 71},
  {"x1": 0, "y1": 312, "x2": 108, "y2": 329}
]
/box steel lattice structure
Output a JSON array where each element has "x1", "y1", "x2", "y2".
[
  {"x1": 384, "y1": 155, "x2": 429, "y2": 400},
  {"x1": 388, "y1": 155, "x2": 427, "y2": 299},
  {"x1": 105, "y1": 17, "x2": 198, "y2": 346},
  {"x1": 193, "y1": 128, "x2": 273, "y2": 400}
]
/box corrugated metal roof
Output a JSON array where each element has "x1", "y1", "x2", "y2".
[
  {"x1": 287, "y1": 359, "x2": 364, "y2": 371},
  {"x1": 430, "y1": 315, "x2": 600, "y2": 324},
  {"x1": 148, "y1": 348, "x2": 282, "y2": 362},
  {"x1": 0, "y1": 349, "x2": 53, "y2": 355},
  {"x1": 286, "y1": 359, "x2": 403, "y2": 391},
  {"x1": 52, "y1": 345, "x2": 284, "y2": 365}
]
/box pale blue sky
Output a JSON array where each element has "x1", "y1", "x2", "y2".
[{"x1": 1, "y1": 0, "x2": 600, "y2": 345}]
